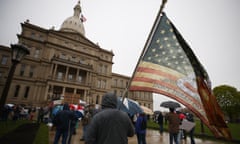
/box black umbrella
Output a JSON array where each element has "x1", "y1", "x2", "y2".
[
  {"x1": 154, "y1": 110, "x2": 161, "y2": 114},
  {"x1": 160, "y1": 101, "x2": 181, "y2": 109}
]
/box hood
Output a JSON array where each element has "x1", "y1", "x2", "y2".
[{"x1": 101, "y1": 93, "x2": 117, "y2": 109}]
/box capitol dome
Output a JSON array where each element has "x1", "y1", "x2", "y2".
[{"x1": 60, "y1": 1, "x2": 85, "y2": 36}]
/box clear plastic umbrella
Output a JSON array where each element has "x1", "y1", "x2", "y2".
[{"x1": 117, "y1": 97, "x2": 143, "y2": 116}]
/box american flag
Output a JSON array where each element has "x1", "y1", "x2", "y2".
[
  {"x1": 129, "y1": 12, "x2": 231, "y2": 140},
  {"x1": 80, "y1": 14, "x2": 87, "y2": 22}
]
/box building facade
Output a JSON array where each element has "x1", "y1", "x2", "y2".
[
  {"x1": 0, "y1": 1, "x2": 153, "y2": 110},
  {"x1": 111, "y1": 73, "x2": 153, "y2": 109}
]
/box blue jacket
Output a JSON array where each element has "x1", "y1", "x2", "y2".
[
  {"x1": 53, "y1": 104, "x2": 76, "y2": 131},
  {"x1": 135, "y1": 114, "x2": 147, "y2": 134}
]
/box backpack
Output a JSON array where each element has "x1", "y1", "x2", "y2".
[{"x1": 140, "y1": 118, "x2": 147, "y2": 130}]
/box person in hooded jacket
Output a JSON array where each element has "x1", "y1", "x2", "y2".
[
  {"x1": 53, "y1": 103, "x2": 76, "y2": 144},
  {"x1": 85, "y1": 93, "x2": 135, "y2": 144},
  {"x1": 135, "y1": 113, "x2": 147, "y2": 144}
]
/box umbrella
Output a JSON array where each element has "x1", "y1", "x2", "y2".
[
  {"x1": 74, "y1": 110, "x2": 84, "y2": 118},
  {"x1": 160, "y1": 101, "x2": 181, "y2": 109},
  {"x1": 154, "y1": 110, "x2": 161, "y2": 114},
  {"x1": 69, "y1": 104, "x2": 84, "y2": 118},
  {"x1": 117, "y1": 97, "x2": 143, "y2": 116},
  {"x1": 140, "y1": 105, "x2": 154, "y2": 115},
  {"x1": 52, "y1": 105, "x2": 63, "y2": 116},
  {"x1": 6, "y1": 103, "x2": 14, "y2": 108}
]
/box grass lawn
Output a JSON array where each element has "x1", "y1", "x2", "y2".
[
  {"x1": 0, "y1": 120, "x2": 29, "y2": 137},
  {"x1": 0, "y1": 120, "x2": 49, "y2": 144},
  {"x1": 33, "y1": 123, "x2": 49, "y2": 144}
]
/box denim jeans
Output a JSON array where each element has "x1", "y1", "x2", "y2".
[
  {"x1": 169, "y1": 132, "x2": 178, "y2": 144},
  {"x1": 136, "y1": 133, "x2": 146, "y2": 144},
  {"x1": 53, "y1": 129, "x2": 70, "y2": 144}
]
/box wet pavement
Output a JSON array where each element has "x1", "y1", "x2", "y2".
[{"x1": 49, "y1": 124, "x2": 229, "y2": 144}]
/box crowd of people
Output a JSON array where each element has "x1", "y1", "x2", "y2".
[
  {"x1": 154, "y1": 108, "x2": 196, "y2": 144},
  {"x1": 1, "y1": 93, "x2": 196, "y2": 144},
  {"x1": 0, "y1": 104, "x2": 50, "y2": 123}
]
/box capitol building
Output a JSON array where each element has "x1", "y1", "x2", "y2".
[{"x1": 0, "y1": 1, "x2": 153, "y2": 110}]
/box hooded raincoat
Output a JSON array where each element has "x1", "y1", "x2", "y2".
[{"x1": 85, "y1": 93, "x2": 135, "y2": 144}]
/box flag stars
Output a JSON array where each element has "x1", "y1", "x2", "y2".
[
  {"x1": 166, "y1": 20, "x2": 170, "y2": 25},
  {"x1": 184, "y1": 66, "x2": 191, "y2": 71},
  {"x1": 156, "y1": 39, "x2": 160, "y2": 43},
  {"x1": 152, "y1": 48, "x2": 156, "y2": 52},
  {"x1": 161, "y1": 30, "x2": 165, "y2": 34},
  {"x1": 182, "y1": 60, "x2": 187, "y2": 64}
]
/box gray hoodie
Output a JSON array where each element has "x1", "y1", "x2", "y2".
[{"x1": 85, "y1": 93, "x2": 135, "y2": 144}]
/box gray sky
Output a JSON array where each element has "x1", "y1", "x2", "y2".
[{"x1": 1, "y1": 0, "x2": 240, "y2": 110}]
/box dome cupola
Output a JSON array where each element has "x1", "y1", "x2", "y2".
[{"x1": 60, "y1": 1, "x2": 85, "y2": 35}]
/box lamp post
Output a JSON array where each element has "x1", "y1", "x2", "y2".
[{"x1": 0, "y1": 43, "x2": 30, "y2": 110}]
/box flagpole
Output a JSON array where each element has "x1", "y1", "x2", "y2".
[{"x1": 121, "y1": 0, "x2": 168, "y2": 101}]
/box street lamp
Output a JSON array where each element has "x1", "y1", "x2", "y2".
[{"x1": 0, "y1": 43, "x2": 30, "y2": 109}]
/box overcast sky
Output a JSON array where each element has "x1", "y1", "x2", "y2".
[{"x1": 1, "y1": 0, "x2": 240, "y2": 111}]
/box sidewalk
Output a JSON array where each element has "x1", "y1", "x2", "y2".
[{"x1": 49, "y1": 123, "x2": 230, "y2": 144}]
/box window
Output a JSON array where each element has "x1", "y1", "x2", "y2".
[
  {"x1": 120, "y1": 80, "x2": 123, "y2": 88},
  {"x1": 29, "y1": 66, "x2": 34, "y2": 77},
  {"x1": 113, "y1": 79, "x2": 117, "y2": 87},
  {"x1": 72, "y1": 56, "x2": 77, "y2": 62},
  {"x1": 78, "y1": 75, "x2": 82, "y2": 82},
  {"x1": 97, "y1": 80, "x2": 101, "y2": 88},
  {"x1": 39, "y1": 35, "x2": 44, "y2": 41},
  {"x1": 120, "y1": 91, "x2": 123, "y2": 96},
  {"x1": 14, "y1": 85, "x2": 20, "y2": 97},
  {"x1": 1, "y1": 56, "x2": 9, "y2": 65},
  {"x1": 31, "y1": 32, "x2": 35, "y2": 38},
  {"x1": 98, "y1": 64, "x2": 102, "y2": 73},
  {"x1": 101, "y1": 80, "x2": 106, "y2": 89},
  {"x1": 34, "y1": 49, "x2": 40, "y2": 58},
  {"x1": 79, "y1": 58, "x2": 85, "y2": 64},
  {"x1": 60, "y1": 54, "x2": 66, "y2": 59},
  {"x1": 68, "y1": 74, "x2": 73, "y2": 81},
  {"x1": 126, "y1": 81, "x2": 128, "y2": 88},
  {"x1": 24, "y1": 86, "x2": 30, "y2": 98},
  {"x1": 57, "y1": 72, "x2": 63, "y2": 80},
  {"x1": 20, "y1": 64, "x2": 26, "y2": 76},
  {"x1": 105, "y1": 55, "x2": 108, "y2": 60},
  {"x1": 104, "y1": 65, "x2": 108, "y2": 73}
]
